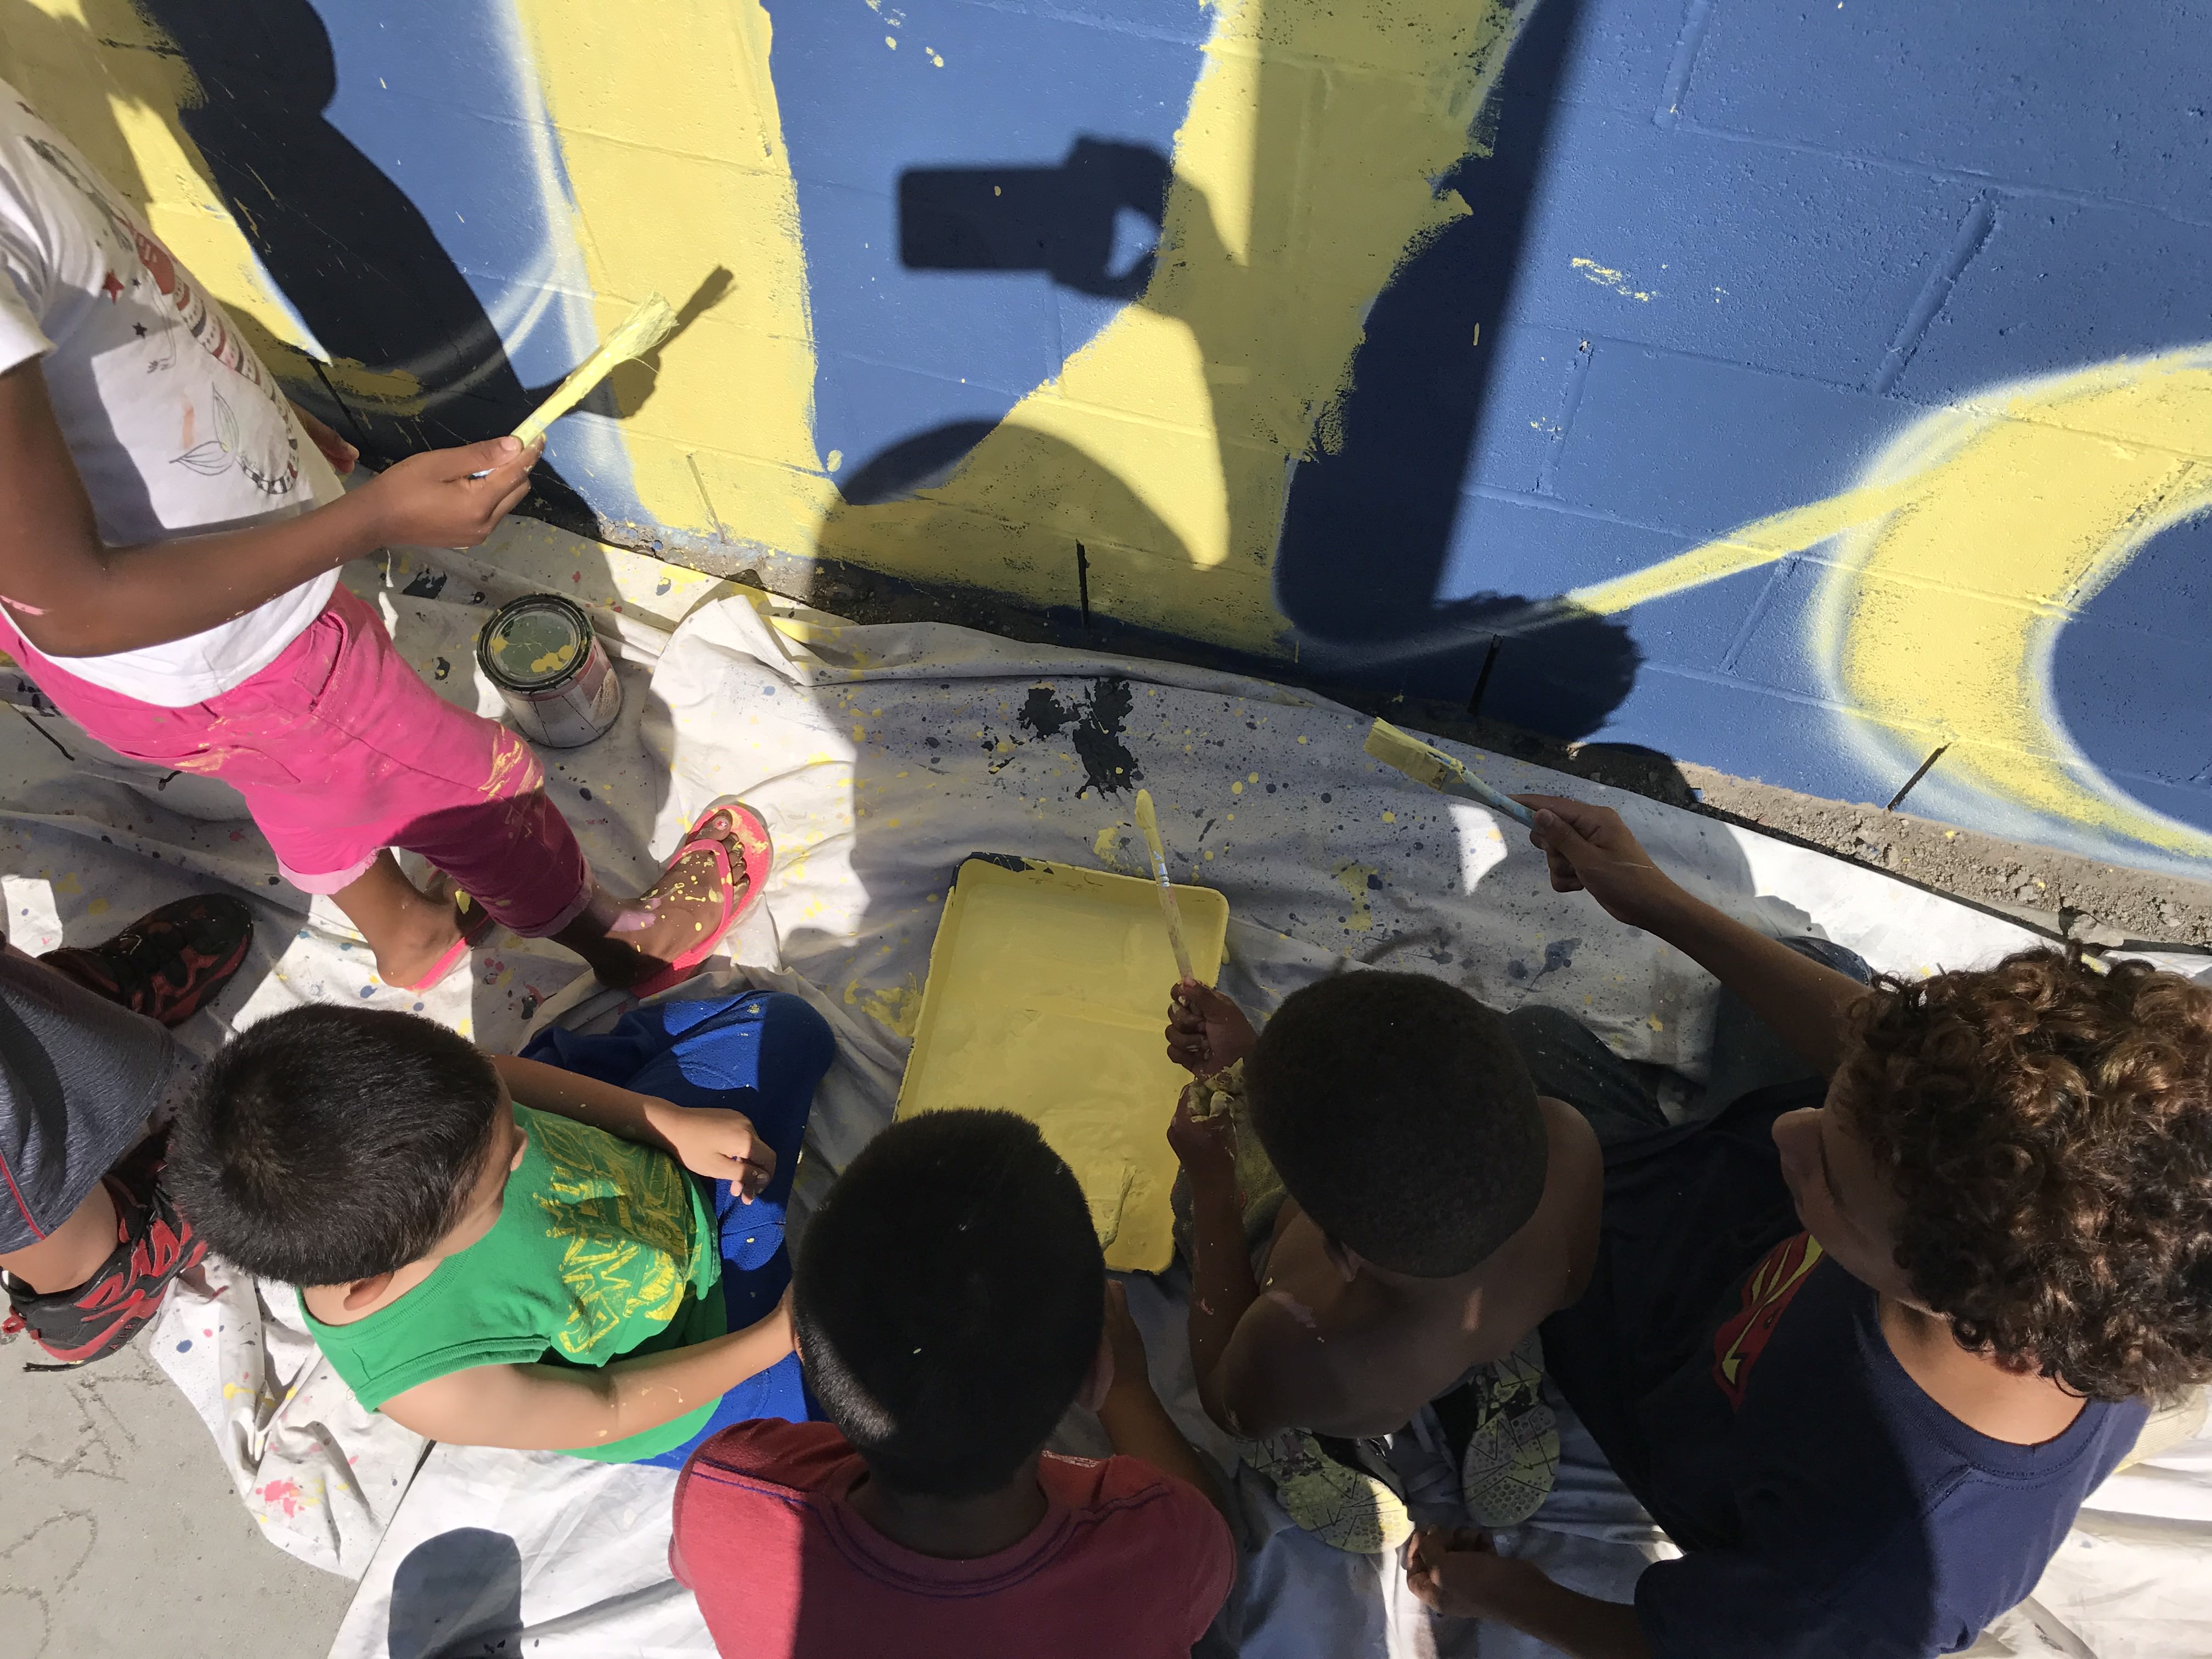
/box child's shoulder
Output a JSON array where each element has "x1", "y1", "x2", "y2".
[{"x1": 684, "y1": 1417, "x2": 855, "y2": 1495}]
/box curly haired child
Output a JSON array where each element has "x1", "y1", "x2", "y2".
[{"x1": 1401, "y1": 793, "x2": 2212, "y2": 1659}]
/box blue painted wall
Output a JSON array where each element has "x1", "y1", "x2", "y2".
[{"x1": 23, "y1": 0, "x2": 2212, "y2": 875}]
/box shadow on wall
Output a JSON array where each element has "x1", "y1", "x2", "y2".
[
  {"x1": 861, "y1": 0, "x2": 1631, "y2": 742},
  {"x1": 1271, "y1": 0, "x2": 1597, "y2": 723},
  {"x1": 845, "y1": 138, "x2": 1178, "y2": 508},
  {"x1": 4, "y1": 0, "x2": 599, "y2": 526}
]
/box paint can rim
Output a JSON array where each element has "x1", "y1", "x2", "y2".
[{"x1": 476, "y1": 592, "x2": 599, "y2": 692}]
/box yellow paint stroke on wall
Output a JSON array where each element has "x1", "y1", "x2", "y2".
[
  {"x1": 1817, "y1": 353, "x2": 2212, "y2": 859},
  {"x1": 510, "y1": 0, "x2": 832, "y2": 545},
  {"x1": 0, "y1": 0, "x2": 323, "y2": 373},
  {"x1": 1540, "y1": 348, "x2": 2212, "y2": 860},
  {"x1": 813, "y1": 0, "x2": 1533, "y2": 652}
]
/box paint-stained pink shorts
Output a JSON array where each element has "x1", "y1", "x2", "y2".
[{"x1": 0, "y1": 584, "x2": 591, "y2": 936}]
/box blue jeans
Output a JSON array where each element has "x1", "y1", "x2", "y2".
[{"x1": 521, "y1": 988, "x2": 836, "y2": 1467}]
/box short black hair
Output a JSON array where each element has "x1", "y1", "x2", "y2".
[
  {"x1": 168, "y1": 1006, "x2": 503, "y2": 1285},
  {"x1": 1245, "y1": 970, "x2": 1546, "y2": 1277},
  {"x1": 794, "y1": 1110, "x2": 1105, "y2": 1499}
]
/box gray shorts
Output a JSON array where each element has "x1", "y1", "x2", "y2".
[{"x1": 0, "y1": 949, "x2": 182, "y2": 1254}]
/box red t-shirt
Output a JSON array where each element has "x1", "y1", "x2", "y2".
[{"x1": 672, "y1": 1420, "x2": 1235, "y2": 1657}]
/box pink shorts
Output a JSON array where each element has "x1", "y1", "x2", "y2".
[{"x1": 0, "y1": 584, "x2": 592, "y2": 937}]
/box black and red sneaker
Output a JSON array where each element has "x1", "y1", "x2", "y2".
[
  {"x1": 2, "y1": 1131, "x2": 206, "y2": 1369},
  {"x1": 40, "y1": 893, "x2": 253, "y2": 1027}
]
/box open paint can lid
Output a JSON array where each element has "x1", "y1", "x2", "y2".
[{"x1": 477, "y1": 594, "x2": 595, "y2": 691}]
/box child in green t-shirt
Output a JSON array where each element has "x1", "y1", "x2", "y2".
[{"x1": 167, "y1": 990, "x2": 834, "y2": 1463}]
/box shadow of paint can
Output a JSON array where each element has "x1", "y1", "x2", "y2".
[{"x1": 476, "y1": 593, "x2": 622, "y2": 748}]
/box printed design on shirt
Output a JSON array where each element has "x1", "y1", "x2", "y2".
[
  {"x1": 20, "y1": 128, "x2": 302, "y2": 500},
  {"x1": 1711, "y1": 1231, "x2": 1824, "y2": 1408},
  {"x1": 527, "y1": 1111, "x2": 697, "y2": 1361}
]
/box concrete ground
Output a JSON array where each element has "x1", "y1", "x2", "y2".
[{"x1": 0, "y1": 1323, "x2": 353, "y2": 1659}]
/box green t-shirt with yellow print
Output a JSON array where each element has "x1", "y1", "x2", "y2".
[{"x1": 304, "y1": 1103, "x2": 726, "y2": 1462}]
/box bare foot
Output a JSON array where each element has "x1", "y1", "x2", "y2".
[
  {"x1": 334, "y1": 853, "x2": 475, "y2": 990},
  {"x1": 558, "y1": 809, "x2": 752, "y2": 989}
]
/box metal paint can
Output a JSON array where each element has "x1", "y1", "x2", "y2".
[{"x1": 475, "y1": 593, "x2": 622, "y2": 748}]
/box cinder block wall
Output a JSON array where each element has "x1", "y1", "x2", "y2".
[{"x1": 7, "y1": 1, "x2": 2209, "y2": 876}]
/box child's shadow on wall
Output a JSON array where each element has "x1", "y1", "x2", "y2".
[{"x1": 0, "y1": 0, "x2": 598, "y2": 528}]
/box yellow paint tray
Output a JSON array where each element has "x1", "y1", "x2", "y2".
[{"x1": 895, "y1": 855, "x2": 1229, "y2": 1272}]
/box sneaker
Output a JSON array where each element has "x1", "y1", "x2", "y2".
[
  {"x1": 40, "y1": 894, "x2": 253, "y2": 1027},
  {"x1": 1432, "y1": 1331, "x2": 1560, "y2": 1527},
  {"x1": 1242, "y1": 1426, "x2": 1414, "y2": 1554},
  {"x1": 2, "y1": 1131, "x2": 205, "y2": 1368}
]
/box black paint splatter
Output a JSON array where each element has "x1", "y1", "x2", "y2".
[
  {"x1": 1018, "y1": 687, "x2": 1070, "y2": 738},
  {"x1": 402, "y1": 569, "x2": 448, "y2": 599},
  {"x1": 1013, "y1": 678, "x2": 1142, "y2": 797}
]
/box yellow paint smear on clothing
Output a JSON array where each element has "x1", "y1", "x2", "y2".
[{"x1": 897, "y1": 860, "x2": 1228, "y2": 1272}]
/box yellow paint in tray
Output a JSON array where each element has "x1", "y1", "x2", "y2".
[{"x1": 896, "y1": 857, "x2": 1229, "y2": 1272}]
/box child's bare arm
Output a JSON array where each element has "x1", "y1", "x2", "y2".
[
  {"x1": 0, "y1": 359, "x2": 539, "y2": 658},
  {"x1": 493, "y1": 1054, "x2": 775, "y2": 1199},
  {"x1": 377, "y1": 1291, "x2": 793, "y2": 1451},
  {"x1": 1214, "y1": 1293, "x2": 1436, "y2": 1441},
  {"x1": 1096, "y1": 1282, "x2": 1237, "y2": 1535},
  {"x1": 1517, "y1": 794, "x2": 1867, "y2": 1075},
  {"x1": 1170, "y1": 1096, "x2": 1266, "y2": 1436}
]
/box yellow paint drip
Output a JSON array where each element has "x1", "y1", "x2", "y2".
[
  {"x1": 1571, "y1": 257, "x2": 1654, "y2": 302},
  {"x1": 1333, "y1": 861, "x2": 1378, "y2": 931},
  {"x1": 844, "y1": 975, "x2": 923, "y2": 1039}
]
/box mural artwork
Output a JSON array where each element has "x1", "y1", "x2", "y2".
[{"x1": 7, "y1": 0, "x2": 2208, "y2": 876}]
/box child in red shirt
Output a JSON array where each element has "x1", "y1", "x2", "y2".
[{"x1": 671, "y1": 1110, "x2": 1237, "y2": 1657}]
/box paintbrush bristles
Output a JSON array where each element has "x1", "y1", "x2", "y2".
[
  {"x1": 1364, "y1": 718, "x2": 1463, "y2": 791},
  {"x1": 514, "y1": 292, "x2": 679, "y2": 446},
  {"x1": 1364, "y1": 717, "x2": 1536, "y2": 827}
]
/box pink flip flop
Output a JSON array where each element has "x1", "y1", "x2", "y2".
[
  {"x1": 626, "y1": 797, "x2": 774, "y2": 1000},
  {"x1": 400, "y1": 894, "x2": 498, "y2": 995}
]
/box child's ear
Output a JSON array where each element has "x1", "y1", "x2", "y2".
[
  {"x1": 1077, "y1": 1328, "x2": 1114, "y2": 1413},
  {"x1": 340, "y1": 1272, "x2": 393, "y2": 1311}
]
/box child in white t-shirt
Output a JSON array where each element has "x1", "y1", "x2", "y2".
[{"x1": 0, "y1": 84, "x2": 752, "y2": 996}]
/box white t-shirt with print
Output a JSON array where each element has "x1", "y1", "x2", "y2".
[{"x1": 0, "y1": 83, "x2": 338, "y2": 706}]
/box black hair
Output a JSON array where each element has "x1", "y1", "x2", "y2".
[
  {"x1": 167, "y1": 1006, "x2": 504, "y2": 1285},
  {"x1": 793, "y1": 1110, "x2": 1105, "y2": 1499},
  {"x1": 1245, "y1": 970, "x2": 1547, "y2": 1277}
]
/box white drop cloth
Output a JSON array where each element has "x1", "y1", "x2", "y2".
[{"x1": 2, "y1": 517, "x2": 2205, "y2": 1659}]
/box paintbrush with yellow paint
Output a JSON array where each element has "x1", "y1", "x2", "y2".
[
  {"x1": 511, "y1": 292, "x2": 679, "y2": 447},
  {"x1": 1132, "y1": 788, "x2": 1195, "y2": 984},
  {"x1": 1364, "y1": 717, "x2": 1536, "y2": 827}
]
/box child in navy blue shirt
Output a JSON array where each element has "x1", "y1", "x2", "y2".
[{"x1": 1402, "y1": 795, "x2": 2211, "y2": 1659}]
